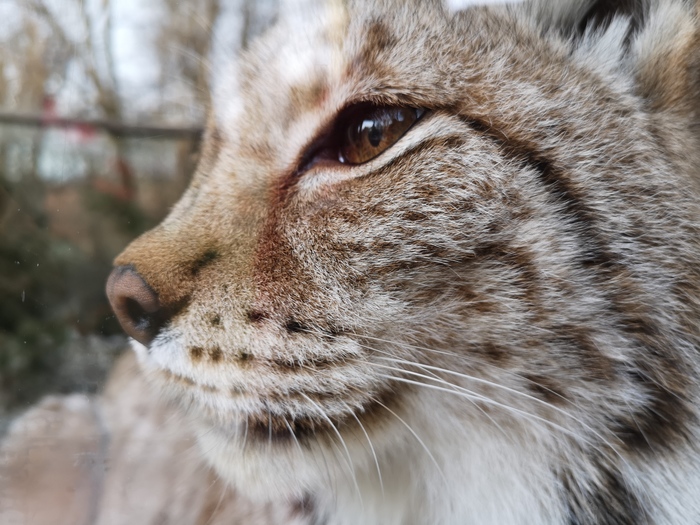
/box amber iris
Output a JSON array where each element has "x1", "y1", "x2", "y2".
[{"x1": 339, "y1": 107, "x2": 423, "y2": 164}]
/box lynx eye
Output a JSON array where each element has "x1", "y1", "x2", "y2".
[{"x1": 339, "y1": 106, "x2": 424, "y2": 165}]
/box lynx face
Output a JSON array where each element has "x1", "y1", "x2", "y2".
[{"x1": 107, "y1": 1, "x2": 700, "y2": 523}]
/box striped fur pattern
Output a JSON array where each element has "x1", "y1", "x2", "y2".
[{"x1": 114, "y1": 0, "x2": 700, "y2": 523}]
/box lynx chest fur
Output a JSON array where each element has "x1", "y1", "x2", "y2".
[{"x1": 106, "y1": 0, "x2": 700, "y2": 523}]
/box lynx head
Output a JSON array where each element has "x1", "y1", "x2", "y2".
[{"x1": 107, "y1": 0, "x2": 700, "y2": 521}]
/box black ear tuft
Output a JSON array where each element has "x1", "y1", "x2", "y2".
[
  {"x1": 525, "y1": 0, "x2": 648, "y2": 42},
  {"x1": 576, "y1": 0, "x2": 645, "y2": 38}
]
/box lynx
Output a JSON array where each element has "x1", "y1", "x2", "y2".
[{"x1": 106, "y1": 0, "x2": 700, "y2": 523}]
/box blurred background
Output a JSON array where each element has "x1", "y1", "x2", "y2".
[{"x1": 0, "y1": 0, "x2": 279, "y2": 435}]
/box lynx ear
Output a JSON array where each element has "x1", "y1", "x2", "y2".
[
  {"x1": 529, "y1": 0, "x2": 700, "y2": 117},
  {"x1": 630, "y1": 1, "x2": 700, "y2": 115},
  {"x1": 522, "y1": 0, "x2": 616, "y2": 33}
]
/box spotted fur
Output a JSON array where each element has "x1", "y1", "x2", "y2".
[{"x1": 113, "y1": 0, "x2": 700, "y2": 523}]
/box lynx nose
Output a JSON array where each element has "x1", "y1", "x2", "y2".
[{"x1": 106, "y1": 266, "x2": 164, "y2": 346}]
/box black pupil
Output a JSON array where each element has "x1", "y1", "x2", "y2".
[
  {"x1": 358, "y1": 117, "x2": 384, "y2": 148},
  {"x1": 367, "y1": 123, "x2": 382, "y2": 147}
]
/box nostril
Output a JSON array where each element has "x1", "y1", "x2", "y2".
[
  {"x1": 106, "y1": 265, "x2": 164, "y2": 346},
  {"x1": 125, "y1": 297, "x2": 153, "y2": 332}
]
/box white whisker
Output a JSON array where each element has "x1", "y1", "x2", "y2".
[
  {"x1": 377, "y1": 362, "x2": 512, "y2": 436},
  {"x1": 349, "y1": 409, "x2": 385, "y2": 495},
  {"x1": 377, "y1": 373, "x2": 584, "y2": 442},
  {"x1": 370, "y1": 397, "x2": 448, "y2": 486},
  {"x1": 203, "y1": 475, "x2": 228, "y2": 525},
  {"x1": 355, "y1": 331, "x2": 548, "y2": 385},
  {"x1": 283, "y1": 415, "x2": 305, "y2": 458},
  {"x1": 299, "y1": 392, "x2": 364, "y2": 507},
  {"x1": 242, "y1": 417, "x2": 249, "y2": 452},
  {"x1": 376, "y1": 372, "x2": 631, "y2": 472},
  {"x1": 347, "y1": 339, "x2": 630, "y2": 469},
  {"x1": 267, "y1": 406, "x2": 273, "y2": 452}
]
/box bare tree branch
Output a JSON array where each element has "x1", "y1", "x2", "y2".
[{"x1": 0, "y1": 112, "x2": 202, "y2": 139}]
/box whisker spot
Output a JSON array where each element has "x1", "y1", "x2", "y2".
[{"x1": 209, "y1": 346, "x2": 223, "y2": 362}]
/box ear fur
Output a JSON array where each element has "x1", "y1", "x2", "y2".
[
  {"x1": 527, "y1": 0, "x2": 700, "y2": 118},
  {"x1": 525, "y1": 0, "x2": 645, "y2": 37},
  {"x1": 576, "y1": 0, "x2": 644, "y2": 37},
  {"x1": 631, "y1": 0, "x2": 700, "y2": 116}
]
